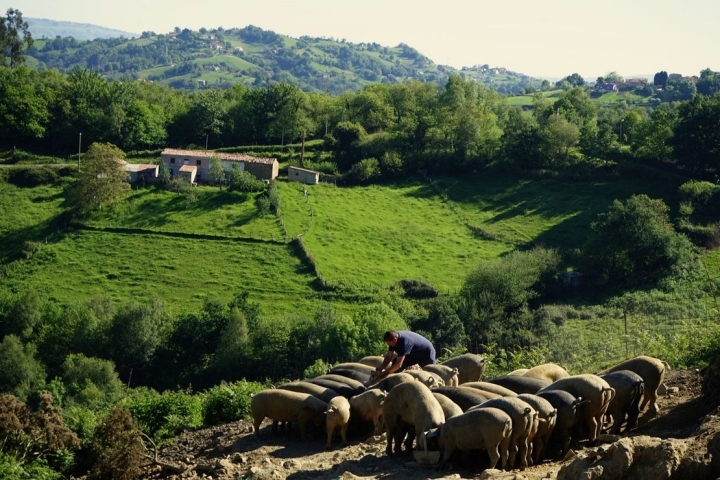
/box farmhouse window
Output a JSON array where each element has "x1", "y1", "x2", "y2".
[
  {"x1": 184, "y1": 159, "x2": 189, "y2": 165},
  {"x1": 170, "y1": 158, "x2": 175, "y2": 164},
  {"x1": 197, "y1": 160, "x2": 202, "y2": 166}
]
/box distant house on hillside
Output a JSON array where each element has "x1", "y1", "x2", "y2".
[
  {"x1": 597, "y1": 83, "x2": 618, "y2": 92},
  {"x1": 288, "y1": 166, "x2": 319, "y2": 185},
  {"x1": 160, "y1": 148, "x2": 279, "y2": 183}
]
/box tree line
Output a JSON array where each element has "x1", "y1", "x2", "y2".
[{"x1": 2, "y1": 63, "x2": 720, "y2": 179}]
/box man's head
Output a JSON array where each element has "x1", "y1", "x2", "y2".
[{"x1": 383, "y1": 330, "x2": 399, "y2": 348}]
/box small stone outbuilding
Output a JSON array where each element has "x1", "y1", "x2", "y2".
[{"x1": 288, "y1": 166, "x2": 320, "y2": 185}]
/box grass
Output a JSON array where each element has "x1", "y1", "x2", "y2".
[
  {"x1": 86, "y1": 185, "x2": 283, "y2": 241},
  {"x1": 278, "y1": 179, "x2": 514, "y2": 292},
  {"x1": 0, "y1": 181, "x2": 68, "y2": 263},
  {"x1": 0, "y1": 229, "x2": 324, "y2": 316},
  {"x1": 430, "y1": 169, "x2": 683, "y2": 250}
]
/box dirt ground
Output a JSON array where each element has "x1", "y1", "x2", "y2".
[{"x1": 141, "y1": 368, "x2": 709, "y2": 480}]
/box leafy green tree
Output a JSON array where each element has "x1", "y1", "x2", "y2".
[
  {"x1": 580, "y1": 122, "x2": 618, "y2": 163},
  {"x1": 584, "y1": 194, "x2": 698, "y2": 287},
  {"x1": 0, "y1": 335, "x2": 45, "y2": 401},
  {"x1": 539, "y1": 114, "x2": 580, "y2": 165},
  {"x1": 350, "y1": 85, "x2": 393, "y2": 133},
  {"x1": 410, "y1": 297, "x2": 468, "y2": 355},
  {"x1": 633, "y1": 103, "x2": 679, "y2": 162},
  {"x1": 1, "y1": 288, "x2": 44, "y2": 340},
  {"x1": 61, "y1": 354, "x2": 124, "y2": 409},
  {"x1": 351, "y1": 157, "x2": 379, "y2": 183},
  {"x1": 696, "y1": 68, "x2": 720, "y2": 96},
  {"x1": 0, "y1": 67, "x2": 56, "y2": 147},
  {"x1": 227, "y1": 166, "x2": 264, "y2": 192},
  {"x1": 0, "y1": 9, "x2": 33, "y2": 68},
  {"x1": 460, "y1": 247, "x2": 562, "y2": 346},
  {"x1": 330, "y1": 121, "x2": 367, "y2": 170},
  {"x1": 69, "y1": 142, "x2": 130, "y2": 214},
  {"x1": 157, "y1": 160, "x2": 171, "y2": 186},
  {"x1": 266, "y1": 82, "x2": 312, "y2": 145},
  {"x1": 671, "y1": 93, "x2": 720, "y2": 174},
  {"x1": 501, "y1": 107, "x2": 542, "y2": 169},
  {"x1": 557, "y1": 73, "x2": 585, "y2": 88},
  {"x1": 208, "y1": 155, "x2": 225, "y2": 187},
  {"x1": 107, "y1": 297, "x2": 170, "y2": 384}
]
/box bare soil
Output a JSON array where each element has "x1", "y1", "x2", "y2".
[{"x1": 140, "y1": 368, "x2": 710, "y2": 480}]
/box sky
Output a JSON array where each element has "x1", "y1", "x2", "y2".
[{"x1": 10, "y1": 0, "x2": 720, "y2": 80}]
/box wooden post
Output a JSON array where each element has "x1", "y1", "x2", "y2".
[{"x1": 300, "y1": 130, "x2": 306, "y2": 168}]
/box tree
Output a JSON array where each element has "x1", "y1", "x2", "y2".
[
  {"x1": 0, "y1": 9, "x2": 33, "y2": 68},
  {"x1": 70, "y1": 142, "x2": 130, "y2": 214},
  {"x1": 671, "y1": 93, "x2": 720, "y2": 174},
  {"x1": 0, "y1": 335, "x2": 46, "y2": 401},
  {"x1": 653, "y1": 71, "x2": 668, "y2": 88},
  {"x1": 539, "y1": 114, "x2": 580, "y2": 165},
  {"x1": 459, "y1": 247, "x2": 562, "y2": 347},
  {"x1": 584, "y1": 195, "x2": 698, "y2": 287},
  {"x1": 633, "y1": 103, "x2": 678, "y2": 162},
  {"x1": 208, "y1": 155, "x2": 225, "y2": 188},
  {"x1": 557, "y1": 73, "x2": 585, "y2": 88}
]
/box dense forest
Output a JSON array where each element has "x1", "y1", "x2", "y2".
[{"x1": 2, "y1": 11, "x2": 720, "y2": 479}]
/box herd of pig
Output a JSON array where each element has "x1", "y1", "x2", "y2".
[{"x1": 250, "y1": 353, "x2": 667, "y2": 472}]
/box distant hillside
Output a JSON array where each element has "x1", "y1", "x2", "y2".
[
  {"x1": 26, "y1": 17, "x2": 138, "y2": 41},
  {"x1": 25, "y1": 23, "x2": 543, "y2": 94}
]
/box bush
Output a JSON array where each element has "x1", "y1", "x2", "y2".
[
  {"x1": 89, "y1": 406, "x2": 143, "y2": 480},
  {"x1": 201, "y1": 380, "x2": 264, "y2": 426},
  {"x1": 7, "y1": 167, "x2": 60, "y2": 187},
  {"x1": 0, "y1": 452, "x2": 62, "y2": 480},
  {"x1": 121, "y1": 388, "x2": 202, "y2": 443},
  {"x1": 227, "y1": 168, "x2": 265, "y2": 192},
  {"x1": 397, "y1": 279, "x2": 439, "y2": 299},
  {"x1": 303, "y1": 359, "x2": 331, "y2": 379},
  {"x1": 63, "y1": 405, "x2": 98, "y2": 442}
]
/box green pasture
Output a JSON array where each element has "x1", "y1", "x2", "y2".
[
  {"x1": 87, "y1": 185, "x2": 284, "y2": 241},
  {"x1": 0, "y1": 181, "x2": 67, "y2": 262},
  {"x1": 430, "y1": 169, "x2": 682, "y2": 250},
  {"x1": 0, "y1": 229, "x2": 325, "y2": 316},
  {"x1": 278, "y1": 180, "x2": 513, "y2": 292}
]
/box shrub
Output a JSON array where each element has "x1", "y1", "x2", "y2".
[
  {"x1": 89, "y1": 406, "x2": 143, "y2": 480},
  {"x1": 303, "y1": 359, "x2": 331, "y2": 379},
  {"x1": 227, "y1": 168, "x2": 264, "y2": 192},
  {"x1": 63, "y1": 406, "x2": 98, "y2": 442},
  {"x1": 201, "y1": 380, "x2": 264, "y2": 426},
  {"x1": 6, "y1": 167, "x2": 60, "y2": 187},
  {"x1": 0, "y1": 452, "x2": 62, "y2": 480},
  {"x1": 121, "y1": 388, "x2": 202, "y2": 443},
  {"x1": 397, "y1": 279, "x2": 439, "y2": 299}
]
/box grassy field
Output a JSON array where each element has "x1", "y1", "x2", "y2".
[
  {"x1": 430, "y1": 168, "x2": 683, "y2": 250},
  {"x1": 278, "y1": 180, "x2": 514, "y2": 292},
  {"x1": 0, "y1": 181, "x2": 68, "y2": 263},
  {"x1": 0, "y1": 169, "x2": 708, "y2": 319},
  {"x1": 87, "y1": 185, "x2": 283, "y2": 241},
  {"x1": 0, "y1": 229, "x2": 325, "y2": 317}
]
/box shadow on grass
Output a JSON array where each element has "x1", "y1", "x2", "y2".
[{"x1": 405, "y1": 170, "x2": 685, "y2": 251}]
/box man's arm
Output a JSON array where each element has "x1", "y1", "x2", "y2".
[{"x1": 374, "y1": 355, "x2": 405, "y2": 379}]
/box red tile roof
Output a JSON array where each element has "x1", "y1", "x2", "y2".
[{"x1": 162, "y1": 148, "x2": 277, "y2": 165}]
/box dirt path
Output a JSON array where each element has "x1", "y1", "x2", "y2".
[{"x1": 141, "y1": 368, "x2": 707, "y2": 479}]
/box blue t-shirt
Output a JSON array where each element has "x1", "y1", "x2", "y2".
[{"x1": 389, "y1": 330, "x2": 436, "y2": 370}]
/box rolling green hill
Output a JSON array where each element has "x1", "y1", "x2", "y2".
[
  {"x1": 25, "y1": 24, "x2": 543, "y2": 94},
  {"x1": 0, "y1": 165, "x2": 687, "y2": 316}
]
